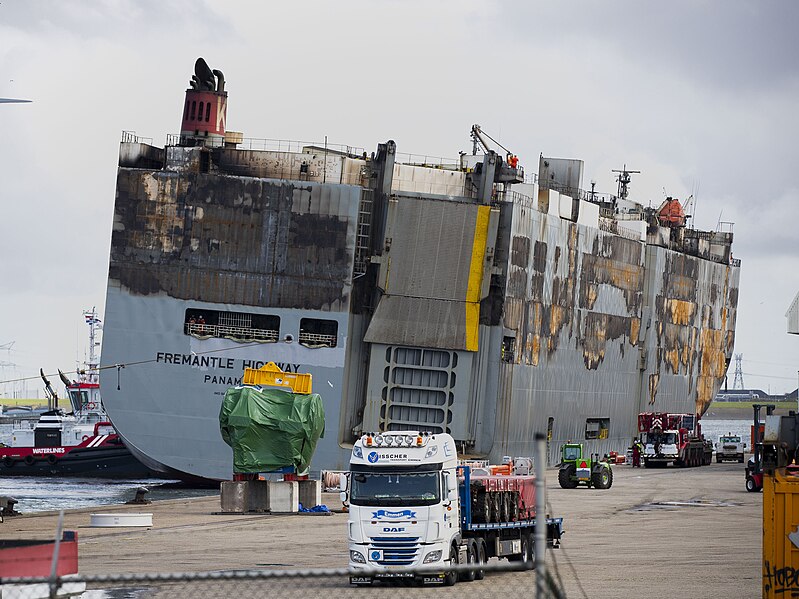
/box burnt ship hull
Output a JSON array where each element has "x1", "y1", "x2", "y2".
[{"x1": 100, "y1": 62, "x2": 739, "y2": 482}]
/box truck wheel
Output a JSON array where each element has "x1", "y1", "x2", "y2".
[
  {"x1": 739, "y1": 455, "x2": 744, "y2": 463},
  {"x1": 509, "y1": 534, "x2": 532, "y2": 568},
  {"x1": 716, "y1": 455, "x2": 721, "y2": 463},
  {"x1": 459, "y1": 540, "x2": 477, "y2": 582},
  {"x1": 475, "y1": 539, "x2": 486, "y2": 580},
  {"x1": 558, "y1": 464, "x2": 578, "y2": 489},
  {"x1": 443, "y1": 545, "x2": 459, "y2": 586}
]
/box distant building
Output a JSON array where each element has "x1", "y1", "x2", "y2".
[
  {"x1": 714, "y1": 388, "x2": 797, "y2": 402},
  {"x1": 788, "y1": 290, "x2": 799, "y2": 335}
]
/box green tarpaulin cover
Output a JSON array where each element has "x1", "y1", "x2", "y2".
[{"x1": 219, "y1": 386, "x2": 325, "y2": 474}]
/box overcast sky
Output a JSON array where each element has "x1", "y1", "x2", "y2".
[{"x1": 1, "y1": 0, "x2": 797, "y2": 398}]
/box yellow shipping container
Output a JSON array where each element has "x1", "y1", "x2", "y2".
[
  {"x1": 763, "y1": 469, "x2": 799, "y2": 598},
  {"x1": 242, "y1": 361, "x2": 313, "y2": 394}
]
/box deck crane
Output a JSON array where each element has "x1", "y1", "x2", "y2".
[
  {"x1": 39, "y1": 369, "x2": 59, "y2": 412},
  {"x1": 468, "y1": 124, "x2": 524, "y2": 186}
]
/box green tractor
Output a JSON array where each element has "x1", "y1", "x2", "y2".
[{"x1": 558, "y1": 443, "x2": 613, "y2": 489}]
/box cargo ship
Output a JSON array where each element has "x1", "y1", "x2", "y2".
[{"x1": 99, "y1": 58, "x2": 740, "y2": 481}]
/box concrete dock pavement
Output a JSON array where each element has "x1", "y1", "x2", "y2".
[{"x1": 0, "y1": 463, "x2": 761, "y2": 598}]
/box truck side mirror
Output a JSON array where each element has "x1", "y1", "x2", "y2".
[
  {"x1": 340, "y1": 491, "x2": 348, "y2": 503},
  {"x1": 443, "y1": 472, "x2": 458, "y2": 502},
  {"x1": 339, "y1": 472, "x2": 348, "y2": 492}
]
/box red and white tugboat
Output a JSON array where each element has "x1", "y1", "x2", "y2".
[{"x1": 0, "y1": 308, "x2": 156, "y2": 478}]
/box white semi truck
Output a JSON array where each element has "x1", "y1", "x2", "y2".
[
  {"x1": 715, "y1": 434, "x2": 746, "y2": 463},
  {"x1": 343, "y1": 430, "x2": 563, "y2": 586}
]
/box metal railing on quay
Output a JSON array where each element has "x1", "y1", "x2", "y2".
[{"x1": 0, "y1": 561, "x2": 568, "y2": 599}]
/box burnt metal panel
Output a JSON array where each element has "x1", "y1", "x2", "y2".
[
  {"x1": 109, "y1": 169, "x2": 360, "y2": 311},
  {"x1": 481, "y1": 193, "x2": 741, "y2": 466}
]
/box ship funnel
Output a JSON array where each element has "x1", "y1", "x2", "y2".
[{"x1": 180, "y1": 57, "x2": 227, "y2": 147}]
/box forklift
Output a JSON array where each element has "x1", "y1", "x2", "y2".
[{"x1": 746, "y1": 403, "x2": 775, "y2": 492}]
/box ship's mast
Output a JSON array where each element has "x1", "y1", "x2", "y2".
[
  {"x1": 82, "y1": 307, "x2": 101, "y2": 385},
  {"x1": 612, "y1": 165, "x2": 640, "y2": 201}
]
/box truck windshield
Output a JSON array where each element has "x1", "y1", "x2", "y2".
[
  {"x1": 644, "y1": 432, "x2": 678, "y2": 445},
  {"x1": 350, "y1": 471, "x2": 441, "y2": 507}
]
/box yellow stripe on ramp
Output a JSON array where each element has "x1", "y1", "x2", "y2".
[{"x1": 465, "y1": 206, "x2": 490, "y2": 351}]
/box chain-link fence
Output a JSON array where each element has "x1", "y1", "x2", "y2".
[{"x1": 1, "y1": 560, "x2": 575, "y2": 599}]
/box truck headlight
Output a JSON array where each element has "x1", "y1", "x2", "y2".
[
  {"x1": 350, "y1": 550, "x2": 366, "y2": 564},
  {"x1": 423, "y1": 550, "x2": 442, "y2": 564}
]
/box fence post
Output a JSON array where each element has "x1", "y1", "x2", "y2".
[
  {"x1": 534, "y1": 433, "x2": 547, "y2": 599},
  {"x1": 48, "y1": 510, "x2": 65, "y2": 599}
]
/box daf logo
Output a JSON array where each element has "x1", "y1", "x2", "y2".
[
  {"x1": 383, "y1": 527, "x2": 406, "y2": 533},
  {"x1": 367, "y1": 451, "x2": 379, "y2": 463}
]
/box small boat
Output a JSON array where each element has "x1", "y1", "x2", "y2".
[{"x1": 0, "y1": 309, "x2": 156, "y2": 478}]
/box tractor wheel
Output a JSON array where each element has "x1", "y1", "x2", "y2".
[
  {"x1": 509, "y1": 491, "x2": 520, "y2": 521},
  {"x1": 489, "y1": 494, "x2": 500, "y2": 523},
  {"x1": 558, "y1": 464, "x2": 578, "y2": 489},
  {"x1": 592, "y1": 466, "x2": 613, "y2": 489},
  {"x1": 459, "y1": 539, "x2": 477, "y2": 582},
  {"x1": 474, "y1": 491, "x2": 489, "y2": 523}
]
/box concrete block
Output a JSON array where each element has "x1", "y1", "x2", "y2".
[
  {"x1": 268, "y1": 481, "x2": 299, "y2": 513},
  {"x1": 220, "y1": 481, "x2": 269, "y2": 513},
  {"x1": 298, "y1": 480, "x2": 322, "y2": 509}
]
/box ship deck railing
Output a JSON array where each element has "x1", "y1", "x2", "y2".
[
  {"x1": 161, "y1": 133, "x2": 365, "y2": 158},
  {"x1": 598, "y1": 217, "x2": 643, "y2": 241},
  {"x1": 298, "y1": 332, "x2": 337, "y2": 348},
  {"x1": 185, "y1": 323, "x2": 279, "y2": 342}
]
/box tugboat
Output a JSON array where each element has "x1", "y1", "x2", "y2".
[{"x1": 0, "y1": 308, "x2": 156, "y2": 478}]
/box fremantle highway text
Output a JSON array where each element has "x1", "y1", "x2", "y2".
[{"x1": 155, "y1": 352, "x2": 303, "y2": 386}]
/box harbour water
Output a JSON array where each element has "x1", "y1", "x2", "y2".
[
  {"x1": 1, "y1": 477, "x2": 216, "y2": 514},
  {"x1": 700, "y1": 419, "x2": 755, "y2": 444}
]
